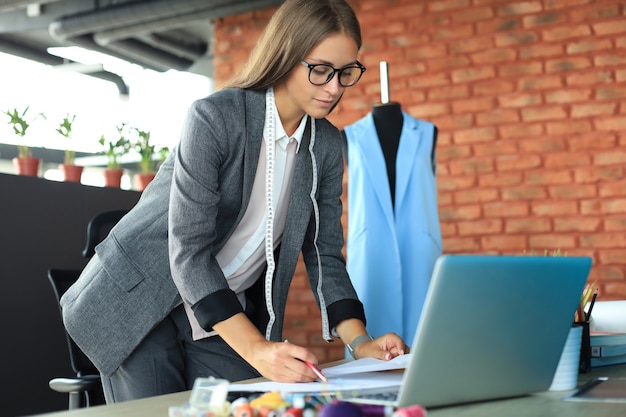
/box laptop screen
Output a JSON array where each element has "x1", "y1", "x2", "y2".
[{"x1": 397, "y1": 255, "x2": 591, "y2": 408}]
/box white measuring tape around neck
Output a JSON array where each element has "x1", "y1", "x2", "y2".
[{"x1": 262, "y1": 87, "x2": 330, "y2": 342}]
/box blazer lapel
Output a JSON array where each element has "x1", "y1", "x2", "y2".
[
  {"x1": 281, "y1": 119, "x2": 313, "y2": 257},
  {"x1": 240, "y1": 89, "x2": 266, "y2": 218}
]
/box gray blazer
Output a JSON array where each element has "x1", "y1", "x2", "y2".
[{"x1": 61, "y1": 88, "x2": 365, "y2": 377}]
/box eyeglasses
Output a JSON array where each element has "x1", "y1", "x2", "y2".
[{"x1": 300, "y1": 60, "x2": 366, "y2": 87}]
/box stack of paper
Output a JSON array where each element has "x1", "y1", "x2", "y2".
[
  {"x1": 589, "y1": 300, "x2": 626, "y2": 367},
  {"x1": 228, "y1": 354, "x2": 411, "y2": 395},
  {"x1": 590, "y1": 330, "x2": 626, "y2": 367}
]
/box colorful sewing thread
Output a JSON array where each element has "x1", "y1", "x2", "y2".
[
  {"x1": 392, "y1": 405, "x2": 427, "y2": 417},
  {"x1": 233, "y1": 402, "x2": 254, "y2": 417},
  {"x1": 282, "y1": 407, "x2": 303, "y2": 417},
  {"x1": 318, "y1": 400, "x2": 364, "y2": 417}
]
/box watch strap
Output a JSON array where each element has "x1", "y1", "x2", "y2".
[{"x1": 347, "y1": 334, "x2": 374, "y2": 359}]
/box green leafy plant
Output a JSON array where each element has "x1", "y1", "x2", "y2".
[
  {"x1": 3, "y1": 106, "x2": 45, "y2": 158},
  {"x1": 98, "y1": 122, "x2": 131, "y2": 170},
  {"x1": 56, "y1": 113, "x2": 77, "y2": 164},
  {"x1": 132, "y1": 127, "x2": 169, "y2": 174}
]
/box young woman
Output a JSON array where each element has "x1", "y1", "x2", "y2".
[{"x1": 61, "y1": 0, "x2": 408, "y2": 403}]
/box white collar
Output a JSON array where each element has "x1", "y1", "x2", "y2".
[{"x1": 268, "y1": 89, "x2": 306, "y2": 153}]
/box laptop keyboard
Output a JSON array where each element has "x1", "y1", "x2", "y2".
[{"x1": 343, "y1": 389, "x2": 399, "y2": 405}]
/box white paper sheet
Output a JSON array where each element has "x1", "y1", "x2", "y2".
[
  {"x1": 323, "y1": 353, "x2": 411, "y2": 377},
  {"x1": 590, "y1": 301, "x2": 626, "y2": 332},
  {"x1": 227, "y1": 354, "x2": 411, "y2": 395},
  {"x1": 228, "y1": 371, "x2": 403, "y2": 395}
]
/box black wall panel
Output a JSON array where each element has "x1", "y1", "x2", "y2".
[{"x1": 0, "y1": 174, "x2": 140, "y2": 416}]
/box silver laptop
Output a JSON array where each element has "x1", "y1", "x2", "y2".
[{"x1": 345, "y1": 254, "x2": 592, "y2": 408}]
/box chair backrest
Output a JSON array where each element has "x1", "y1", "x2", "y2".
[
  {"x1": 47, "y1": 268, "x2": 99, "y2": 376},
  {"x1": 49, "y1": 208, "x2": 129, "y2": 376},
  {"x1": 82, "y1": 209, "x2": 128, "y2": 258}
]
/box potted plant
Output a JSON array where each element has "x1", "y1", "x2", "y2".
[
  {"x1": 3, "y1": 106, "x2": 44, "y2": 176},
  {"x1": 131, "y1": 127, "x2": 169, "y2": 191},
  {"x1": 56, "y1": 113, "x2": 83, "y2": 183},
  {"x1": 98, "y1": 122, "x2": 131, "y2": 188}
]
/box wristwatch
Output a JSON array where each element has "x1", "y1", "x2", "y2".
[{"x1": 347, "y1": 334, "x2": 374, "y2": 359}]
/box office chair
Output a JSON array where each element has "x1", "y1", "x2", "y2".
[
  {"x1": 82, "y1": 209, "x2": 128, "y2": 258},
  {"x1": 47, "y1": 209, "x2": 128, "y2": 409},
  {"x1": 47, "y1": 268, "x2": 104, "y2": 409}
]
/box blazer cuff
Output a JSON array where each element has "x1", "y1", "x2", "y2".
[
  {"x1": 327, "y1": 298, "x2": 367, "y2": 331},
  {"x1": 191, "y1": 289, "x2": 244, "y2": 331}
]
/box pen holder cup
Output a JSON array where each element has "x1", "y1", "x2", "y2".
[
  {"x1": 577, "y1": 321, "x2": 591, "y2": 374},
  {"x1": 549, "y1": 325, "x2": 583, "y2": 391}
]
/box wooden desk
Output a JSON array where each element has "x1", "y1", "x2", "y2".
[{"x1": 33, "y1": 364, "x2": 626, "y2": 417}]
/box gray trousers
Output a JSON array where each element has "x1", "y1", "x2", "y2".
[{"x1": 101, "y1": 304, "x2": 261, "y2": 403}]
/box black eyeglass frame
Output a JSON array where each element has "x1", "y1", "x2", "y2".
[{"x1": 300, "y1": 60, "x2": 366, "y2": 87}]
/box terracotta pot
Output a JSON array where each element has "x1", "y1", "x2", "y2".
[
  {"x1": 61, "y1": 164, "x2": 84, "y2": 183},
  {"x1": 134, "y1": 173, "x2": 156, "y2": 191},
  {"x1": 13, "y1": 157, "x2": 40, "y2": 177},
  {"x1": 103, "y1": 169, "x2": 123, "y2": 188}
]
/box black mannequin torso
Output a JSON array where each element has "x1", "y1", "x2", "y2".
[
  {"x1": 372, "y1": 101, "x2": 403, "y2": 206},
  {"x1": 341, "y1": 104, "x2": 438, "y2": 209}
]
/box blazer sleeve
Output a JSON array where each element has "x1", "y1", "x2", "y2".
[
  {"x1": 168, "y1": 96, "x2": 244, "y2": 329},
  {"x1": 301, "y1": 122, "x2": 366, "y2": 331}
]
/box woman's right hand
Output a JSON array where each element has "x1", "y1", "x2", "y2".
[
  {"x1": 247, "y1": 339, "x2": 322, "y2": 382},
  {"x1": 213, "y1": 313, "x2": 321, "y2": 382}
]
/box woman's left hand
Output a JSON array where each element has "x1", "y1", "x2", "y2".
[{"x1": 355, "y1": 332, "x2": 409, "y2": 361}]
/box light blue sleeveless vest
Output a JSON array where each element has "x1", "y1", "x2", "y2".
[{"x1": 344, "y1": 112, "x2": 442, "y2": 345}]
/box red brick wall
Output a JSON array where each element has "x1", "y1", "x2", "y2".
[{"x1": 214, "y1": 0, "x2": 626, "y2": 362}]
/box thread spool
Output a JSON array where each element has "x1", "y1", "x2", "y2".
[
  {"x1": 318, "y1": 400, "x2": 364, "y2": 417},
  {"x1": 360, "y1": 404, "x2": 394, "y2": 417},
  {"x1": 257, "y1": 406, "x2": 280, "y2": 417},
  {"x1": 283, "y1": 407, "x2": 303, "y2": 417},
  {"x1": 392, "y1": 405, "x2": 427, "y2": 417},
  {"x1": 303, "y1": 408, "x2": 317, "y2": 417},
  {"x1": 234, "y1": 403, "x2": 254, "y2": 417},
  {"x1": 231, "y1": 397, "x2": 249, "y2": 409}
]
